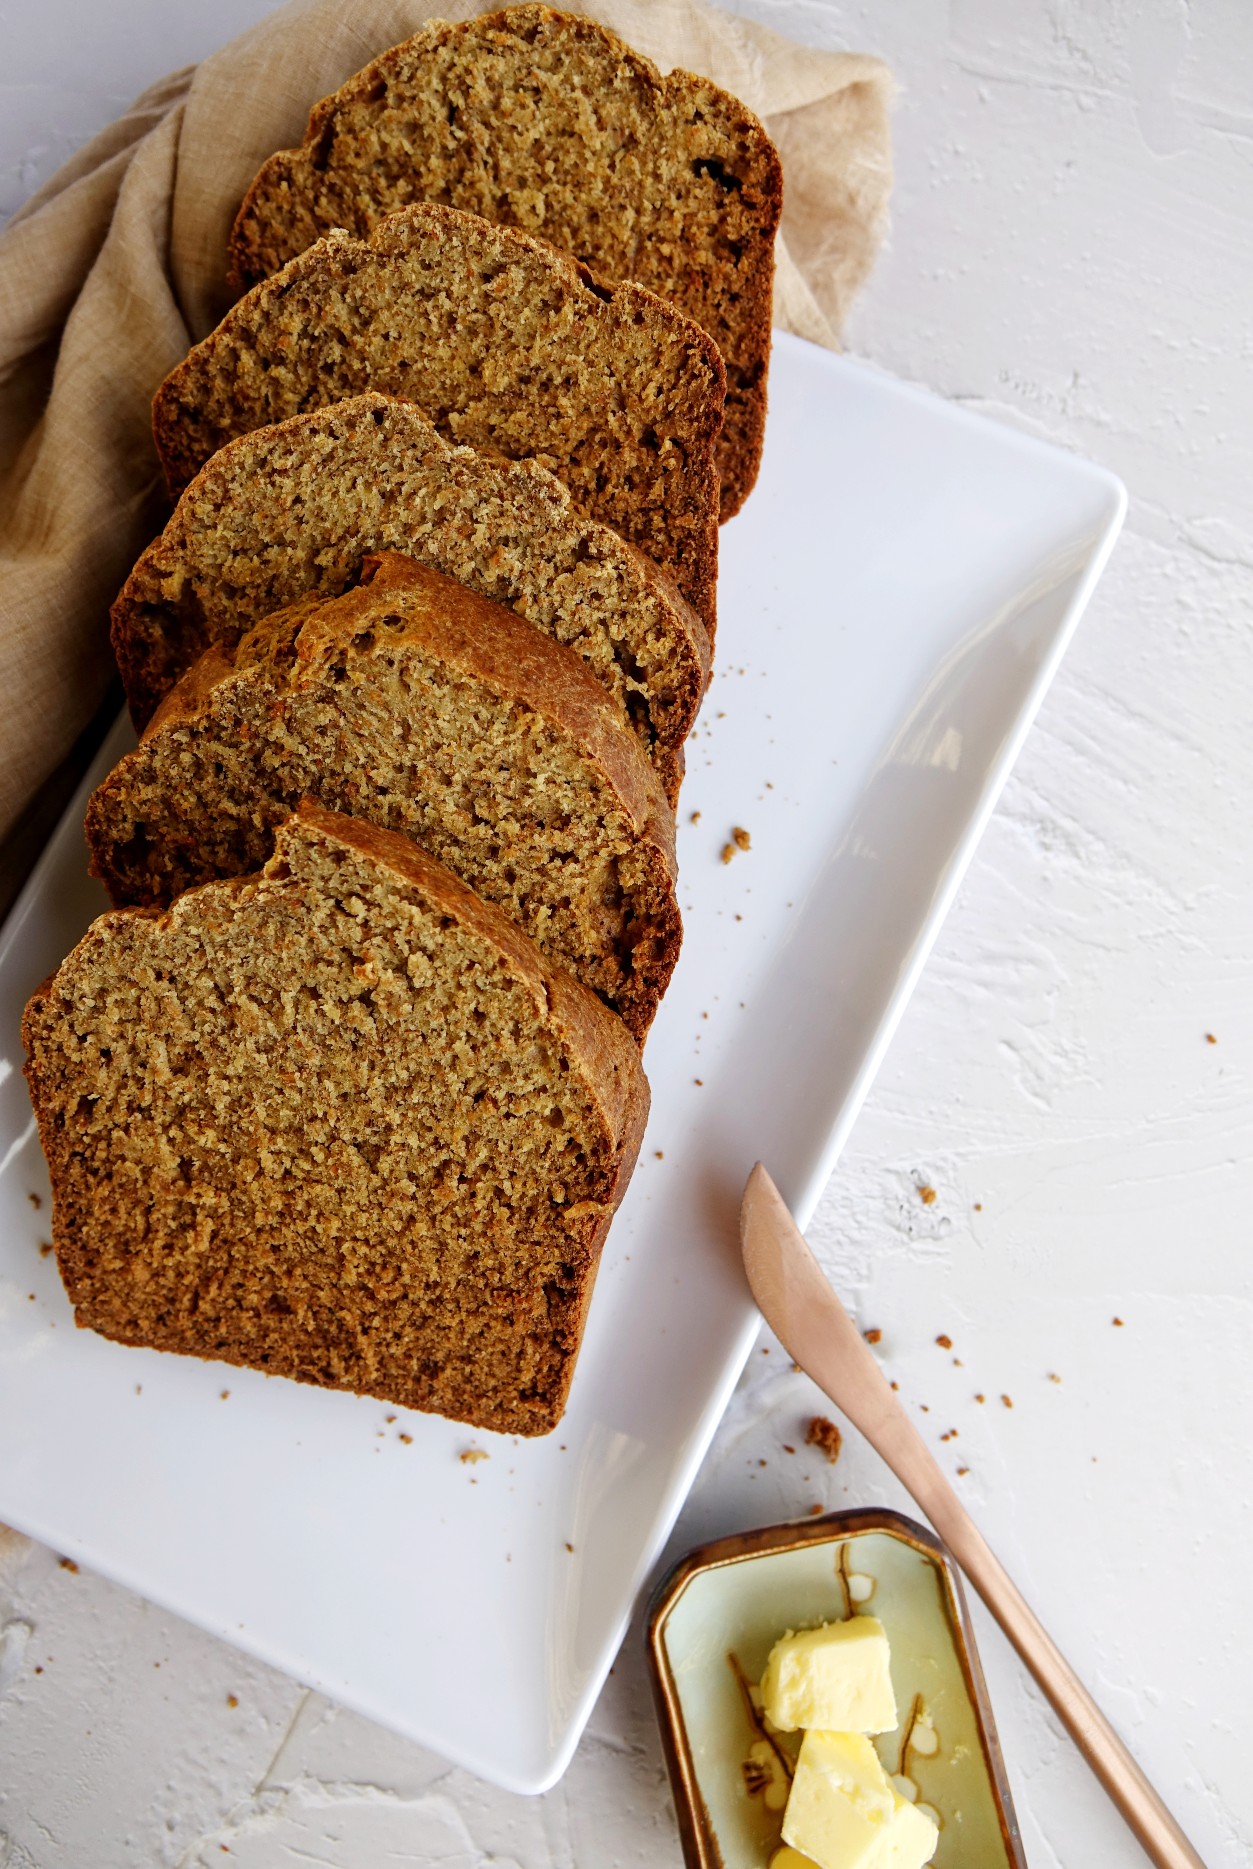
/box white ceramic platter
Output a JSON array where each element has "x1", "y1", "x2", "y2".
[{"x1": 0, "y1": 335, "x2": 1124, "y2": 1794}]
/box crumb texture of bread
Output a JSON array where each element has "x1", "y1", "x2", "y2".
[
  {"x1": 23, "y1": 804, "x2": 649, "y2": 1434},
  {"x1": 227, "y1": 5, "x2": 782, "y2": 516},
  {"x1": 89, "y1": 555, "x2": 681, "y2": 1040},
  {"x1": 113, "y1": 396, "x2": 706, "y2": 800},
  {"x1": 153, "y1": 205, "x2": 723, "y2": 633}
]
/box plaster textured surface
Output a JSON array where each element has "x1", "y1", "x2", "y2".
[{"x1": 3, "y1": 2, "x2": 1251, "y2": 1864}]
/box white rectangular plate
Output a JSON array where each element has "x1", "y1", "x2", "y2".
[{"x1": 0, "y1": 335, "x2": 1124, "y2": 1793}]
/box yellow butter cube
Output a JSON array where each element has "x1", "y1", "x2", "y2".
[
  {"x1": 762, "y1": 1617, "x2": 898, "y2": 1734},
  {"x1": 782, "y1": 1732, "x2": 895, "y2": 1867},
  {"x1": 781, "y1": 1732, "x2": 938, "y2": 1869}
]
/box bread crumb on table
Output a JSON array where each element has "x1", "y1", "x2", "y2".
[
  {"x1": 935, "y1": 1333, "x2": 952, "y2": 1349},
  {"x1": 863, "y1": 1327, "x2": 882, "y2": 1345},
  {"x1": 460, "y1": 1447, "x2": 489, "y2": 1464},
  {"x1": 918, "y1": 1185, "x2": 937, "y2": 1205},
  {"x1": 805, "y1": 1416, "x2": 843, "y2": 1464}
]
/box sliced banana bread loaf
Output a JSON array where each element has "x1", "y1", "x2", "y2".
[
  {"x1": 227, "y1": 4, "x2": 782, "y2": 518},
  {"x1": 113, "y1": 395, "x2": 708, "y2": 800},
  {"x1": 23, "y1": 801, "x2": 649, "y2": 1434},
  {"x1": 89, "y1": 554, "x2": 680, "y2": 1041},
  {"x1": 153, "y1": 205, "x2": 724, "y2": 636}
]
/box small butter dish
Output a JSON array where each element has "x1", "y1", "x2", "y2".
[{"x1": 646, "y1": 1508, "x2": 1026, "y2": 1869}]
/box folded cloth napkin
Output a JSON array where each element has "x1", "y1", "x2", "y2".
[{"x1": 0, "y1": 0, "x2": 892, "y2": 846}]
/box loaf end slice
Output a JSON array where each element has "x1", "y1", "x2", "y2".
[
  {"x1": 227, "y1": 4, "x2": 782, "y2": 516},
  {"x1": 24, "y1": 802, "x2": 649, "y2": 1434}
]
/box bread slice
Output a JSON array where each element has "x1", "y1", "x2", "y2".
[
  {"x1": 23, "y1": 801, "x2": 648, "y2": 1434},
  {"x1": 89, "y1": 554, "x2": 680, "y2": 1041},
  {"x1": 113, "y1": 394, "x2": 708, "y2": 800},
  {"x1": 227, "y1": 4, "x2": 783, "y2": 518},
  {"x1": 153, "y1": 204, "x2": 724, "y2": 636}
]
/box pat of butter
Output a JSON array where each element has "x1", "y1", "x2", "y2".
[
  {"x1": 761, "y1": 1617, "x2": 898, "y2": 1734},
  {"x1": 782, "y1": 1732, "x2": 938, "y2": 1869}
]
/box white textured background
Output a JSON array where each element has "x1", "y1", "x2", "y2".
[{"x1": 3, "y1": 2, "x2": 1251, "y2": 1864}]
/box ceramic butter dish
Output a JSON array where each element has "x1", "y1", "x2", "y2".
[{"x1": 646, "y1": 1508, "x2": 1027, "y2": 1869}]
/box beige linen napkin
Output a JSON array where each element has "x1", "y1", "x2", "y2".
[{"x1": 0, "y1": 0, "x2": 892, "y2": 848}]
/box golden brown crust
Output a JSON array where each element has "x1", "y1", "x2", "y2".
[
  {"x1": 89, "y1": 555, "x2": 681, "y2": 1038},
  {"x1": 23, "y1": 805, "x2": 650, "y2": 1435},
  {"x1": 142, "y1": 642, "x2": 235, "y2": 737},
  {"x1": 227, "y1": 4, "x2": 781, "y2": 515},
  {"x1": 112, "y1": 396, "x2": 708, "y2": 800},
  {"x1": 153, "y1": 205, "x2": 724, "y2": 637}
]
